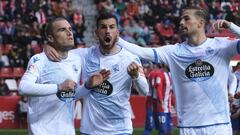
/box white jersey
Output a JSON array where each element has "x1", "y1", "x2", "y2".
[
  {"x1": 72, "y1": 46, "x2": 142, "y2": 134},
  {"x1": 19, "y1": 52, "x2": 81, "y2": 135},
  {"x1": 152, "y1": 37, "x2": 240, "y2": 127}
]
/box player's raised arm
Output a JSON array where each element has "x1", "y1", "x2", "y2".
[
  {"x1": 212, "y1": 19, "x2": 240, "y2": 37},
  {"x1": 118, "y1": 37, "x2": 156, "y2": 62},
  {"x1": 127, "y1": 61, "x2": 149, "y2": 96}
]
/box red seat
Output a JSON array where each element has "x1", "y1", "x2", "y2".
[
  {"x1": 13, "y1": 67, "x2": 25, "y2": 78},
  {"x1": 0, "y1": 67, "x2": 13, "y2": 78}
]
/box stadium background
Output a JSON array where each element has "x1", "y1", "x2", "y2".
[{"x1": 0, "y1": 0, "x2": 240, "y2": 134}]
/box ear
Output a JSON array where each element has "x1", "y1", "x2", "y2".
[
  {"x1": 47, "y1": 35, "x2": 54, "y2": 42},
  {"x1": 198, "y1": 19, "x2": 205, "y2": 28}
]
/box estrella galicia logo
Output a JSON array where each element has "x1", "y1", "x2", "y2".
[
  {"x1": 185, "y1": 59, "x2": 214, "y2": 81},
  {"x1": 94, "y1": 80, "x2": 113, "y2": 95},
  {"x1": 57, "y1": 90, "x2": 75, "y2": 101}
]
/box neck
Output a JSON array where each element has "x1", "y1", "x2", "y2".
[
  {"x1": 57, "y1": 50, "x2": 68, "y2": 59},
  {"x1": 188, "y1": 31, "x2": 207, "y2": 46},
  {"x1": 99, "y1": 44, "x2": 120, "y2": 55}
]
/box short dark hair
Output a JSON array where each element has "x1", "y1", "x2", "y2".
[
  {"x1": 96, "y1": 12, "x2": 118, "y2": 28},
  {"x1": 182, "y1": 6, "x2": 209, "y2": 25},
  {"x1": 45, "y1": 17, "x2": 67, "y2": 37}
]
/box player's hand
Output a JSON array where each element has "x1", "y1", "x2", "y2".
[
  {"x1": 85, "y1": 69, "x2": 111, "y2": 89},
  {"x1": 212, "y1": 19, "x2": 231, "y2": 32},
  {"x1": 228, "y1": 94, "x2": 234, "y2": 103},
  {"x1": 58, "y1": 79, "x2": 76, "y2": 91},
  {"x1": 127, "y1": 61, "x2": 140, "y2": 79},
  {"x1": 44, "y1": 44, "x2": 63, "y2": 62},
  {"x1": 234, "y1": 92, "x2": 240, "y2": 99}
]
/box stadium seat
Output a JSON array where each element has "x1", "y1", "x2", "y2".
[
  {"x1": 13, "y1": 67, "x2": 25, "y2": 78},
  {"x1": 5, "y1": 79, "x2": 18, "y2": 91},
  {"x1": 0, "y1": 67, "x2": 13, "y2": 78}
]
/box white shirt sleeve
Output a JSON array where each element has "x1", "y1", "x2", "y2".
[
  {"x1": 118, "y1": 37, "x2": 156, "y2": 62},
  {"x1": 230, "y1": 22, "x2": 240, "y2": 37},
  {"x1": 133, "y1": 75, "x2": 149, "y2": 96},
  {"x1": 18, "y1": 55, "x2": 58, "y2": 96}
]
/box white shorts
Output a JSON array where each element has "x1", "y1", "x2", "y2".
[{"x1": 180, "y1": 123, "x2": 232, "y2": 135}]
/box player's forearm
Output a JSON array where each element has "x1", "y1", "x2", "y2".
[
  {"x1": 74, "y1": 84, "x2": 91, "y2": 99},
  {"x1": 133, "y1": 76, "x2": 149, "y2": 96},
  {"x1": 18, "y1": 80, "x2": 57, "y2": 96},
  {"x1": 118, "y1": 37, "x2": 155, "y2": 61},
  {"x1": 229, "y1": 22, "x2": 240, "y2": 37}
]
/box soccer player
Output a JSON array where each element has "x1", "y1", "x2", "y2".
[
  {"x1": 143, "y1": 64, "x2": 175, "y2": 135},
  {"x1": 44, "y1": 13, "x2": 149, "y2": 134},
  {"x1": 118, "y1": 6, "x2": 240, "y2": 135},
  {"x1": 18, "y1": 18, "x2": 110, "y2": 135}
]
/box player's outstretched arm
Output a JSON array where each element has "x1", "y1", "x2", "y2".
[
  {"x1": 75, "y1": 69, "x2": 111, "y2": 99},
  {"x1": 212, "y1": 19, "x2": 240, "y2": 37},
  {"x1": 118, "y1": 38, "x2": 156, "y2": 62},
  {"x1": 127, "y1": 61, "x2": 149, "y2": 96},
  {"x1": 19, "y1": 78, "x2": 76, "y2": 96}
]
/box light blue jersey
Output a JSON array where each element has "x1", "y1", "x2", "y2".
[
  {"x1": 19, "y1": 52, "x2": 81, "y2": 135},
  {"x1": 152, "y1": 37, "x2": 240, "y2": 127},
  {"x1": 72, "y1": 46, "x2": 144, "y2": 134}
]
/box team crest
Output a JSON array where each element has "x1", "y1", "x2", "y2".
[{"x1": 112, "y1": 64, "x2": 120, "y2": 73}]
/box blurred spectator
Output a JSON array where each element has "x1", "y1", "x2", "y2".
[
  {"x1": 35, "y1": 7, "x2": 47, "y2": 27},
  {"x1": 126, "y1": 0, "x2": 139, "y2": 18},
  {"x1": 1, "y1": 20, "x2": 16, "y2": 44},
  {"x1": 155, "y1": 19, "x2": 174, "y2": 44},
  {"x1": 120, "y1": 29, "x2": 135, "y2": 43},
  {"x1": 138, "y1": 0, "x2": 149, "y2": 19},
  {"x1": 98, "y1": 0, "x2": 115, "y2": 13},
  {"x1": 124, "y1": 18, "x2": 142, "y2": 36},
  {"x1": 22, "y1": 44, "x2": 34, "y2": 68},
  {"x1": 143, "y1": 9, "x2": 157, "y2": 29},
  {"x1": 114, "y1": 0, "x2": 126, "y2": 15},
  {"x1": 132, "y1": 32, "x2": 147, "y2": 47},
  {"x1": 0, "y1": 50, "x2": 10, "y2": 67},
  {"x1": 139, "y1": 20, "x2": 151, "y2": 44},
  {"x1": 0, "y1": 78, "x2": 9, "y2": 96},
  {"x1": 8, "y1": 44, "x2": 24, "y2": 67},
  {"x1": 149, "y1": 0, "x2": 160, "y2": 21}
]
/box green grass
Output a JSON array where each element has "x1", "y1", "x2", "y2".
[{"x1": 0, "y1": 128, "x2": 179, "y2": 135}]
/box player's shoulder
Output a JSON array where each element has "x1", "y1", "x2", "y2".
[
  {"x1": 121, "y1": 47, "x2": 138, "y2": 58},
  {"x1": 29, "y1": 52, "x2": 46, "y2": 64}
]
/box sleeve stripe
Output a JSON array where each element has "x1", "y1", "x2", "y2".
[
  {"x1": 237, "y1": 40, "x2": 240, "y2": 54},
  {"x1": 153, "y1": 48, "x2": 158, "y2": 64}
]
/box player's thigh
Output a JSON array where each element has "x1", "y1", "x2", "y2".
[{"x1": 180, "y1": 123, "x2": 232, "y2": 135}]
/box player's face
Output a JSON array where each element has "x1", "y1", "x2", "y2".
[
  {"x1": 179, "y1": 9, "x2": 202, "y2": 36},
  {"x1": 51, "y1": 20, "x2": 74, "y2": 51},
  {"x1": 96, "y1": 18, "x2": 119, "y2": 51}
]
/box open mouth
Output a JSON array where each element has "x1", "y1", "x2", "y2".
[{"x1": 104, "y1": 37, "x2": 111, "y2": 43}]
